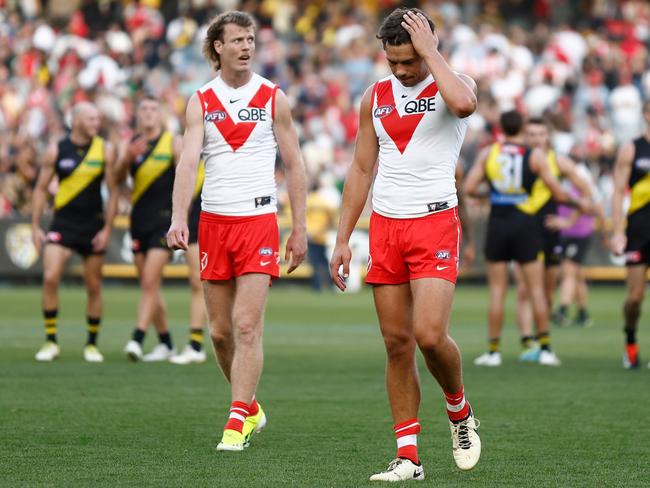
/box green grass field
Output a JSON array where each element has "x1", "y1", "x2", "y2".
[{"x1": 1, "y1": 283, "x2": 649, "y2": 487}]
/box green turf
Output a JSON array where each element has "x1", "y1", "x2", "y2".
[{"x1": 1, "y1": 283, "x2": 649, "y2": 487}]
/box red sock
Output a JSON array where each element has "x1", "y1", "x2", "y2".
[
  {"x1": 224, "y1": 401, "x2": 250, "y2": 433},
  {"x1": 394, "y1": 418, "x2": 420, "y2": 464},
  {"x1": 445, "y1": 386, "x2": 471, "y2": 422},
  {"x1": 249, "y1": 397, "x2": 259, "y2": 416}
]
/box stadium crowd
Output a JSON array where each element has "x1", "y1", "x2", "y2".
[{"x1": 0, "y1": 0, "x2": 649, "y2": 221}]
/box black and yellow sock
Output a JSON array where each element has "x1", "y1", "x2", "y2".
[
  {"x1": 158, "y1": 331, "x2": 173, "y2": 349},
  {"x1": 521, "y1": 335, "x2": 535, "y2": 349},
  {"x1": 132, "y1": 328, "x2": 145, "y2": 345},
  {"x1": 87, "y1": 316, "x2": 100, "y2": 345},
  {"x1": 189, "y1": 328, "x2": 204, "y2": 352},
  {"x1": 43, "y1": 309, "x2": 58, "y2": 343},
  {"x1": 489, "y1": 337, "x2": 500, "y2": 354},
  {"x1": 538, "y1": 332, "x2": 551, "y2": 351}
]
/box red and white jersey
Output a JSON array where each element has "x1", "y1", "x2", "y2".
[
  {"x1": 371, "y1": 74, "x2": 469, "y2": 218},
  {"x1": 197, "y1": 73, "x2": 279, "y2": 216}
]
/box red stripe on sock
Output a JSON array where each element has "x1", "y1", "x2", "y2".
[
  {"x1": 444, "y1": 387, "x2": 471, "y2": 422},
  {"x1": 224, "y1": 401, "x2": 250, "y2": 433},
  {"x1": 394, "y1": 418, "x2": 420, "y2": 464},
  {"x1": 249, "y1": 398, "x2": 259, "y2": 416},
  {"x1": 397, "y1": 445, "x2": 418, "y2": 464}
]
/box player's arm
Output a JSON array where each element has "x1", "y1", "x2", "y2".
[
  {"x1": 610, "y1": 142, "x2": 634, "y2": 255},
  {"x1": 401, "y1": 10, "x2": 477, "y2": 117},
  {"x1": 330, "y1": 86, "x2": 378, "y2": 291},
  {"x1": 92, "y1": 141, "x2": 118, "y2": 252},
  {"x1": 557, "y1": 154, "x2": 594, "y2": 207},
  {"x1": 114, "y1": 134, "x2": 148, "y2": 184},
  {"x1": 167, "y1": 93, "x2": 203, "y2": 251},
  {"x1": 531, "y1": 148, "x2": 589, "y2": 213},
  {"x1": 31, "y1": 142, "x2": 57, "y2": 254},
  {"x1": 273, "y1": 89, "x2": 307, "y2": 274},
  {"x1": 462, "y1": 147, "x2": 489, "y2": 199},
  {"x1": 455, "y1": 163, "x2": 475, "y2": 266}
]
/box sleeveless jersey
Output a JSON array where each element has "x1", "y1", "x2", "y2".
[
  {"x1": 52, "y1": 136, "x2": 105, "y2": 232},
  {"x1": 516, "y1": 148, "x2": 561, "y2": 216},
  {"x1": 370, "y1": 74, "x2": 468, "y2": 218},
  {"x1": 197, "y1": 73, "x2": 279, "y2": 216},
  {"x1": 130, "y1": 130, "x2": 175, "y2": 232},
  {"x1": 485, "y1": 142, "x2": 536, "y2": 218},
  {"x1": 629, "y1": 136, "x2": 650, "y2": 217}
]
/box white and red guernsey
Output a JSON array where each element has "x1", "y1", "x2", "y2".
[
  {"x1": 371, "y1": 74, "x2": 469, "y2": 218},
  {"x1": 196, "y1": 72, "x2": 279, "y2": 216}
]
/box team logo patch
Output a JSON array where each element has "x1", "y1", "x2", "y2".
[
  {"x1": 131, "y1": 239, "x2": 141, "y2": 252},
  {"x1": 59, "y1": 158, "x2": 76, "y2": 169},
  {"x1": 373, "y1": 105, "x2": 394, "y2": 118},
  {"x1": 367, "y1": 254, "x2": 373, "y2": 272},
  {"x1": 259, "y1": 247, "x2": 273, "y2": 256},
  {"x1": 436, "y1": 250, "x2": 450, "y2": 260},
  {"x1": 47, "y1": 231, "x2": 62, "y2": 243},
  {"x1": 205, "y1": 110, "x2": 227, "y2": 122},
  {"x1": 626, "y1": 251, "x2": 642, "y2": 263},
  {"x1": 200, "y1": 251, "x2": 208, "y2": 272}
]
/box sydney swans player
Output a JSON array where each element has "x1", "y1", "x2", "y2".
[
  {"x1": 167, "y1": 11, "x2": 307, "y2": 451},
  {"x1": 330, "y1": 9, "x2": 480, "y2": 482}
]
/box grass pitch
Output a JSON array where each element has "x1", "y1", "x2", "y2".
[{"x1": 1, "y1": 283, "x2": 649, "y2": 487}]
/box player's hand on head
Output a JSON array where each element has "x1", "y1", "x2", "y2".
[
  {"x1": 166, "y1": 221, "x2": 189, "y2": 251},
  {"x1": 401, "y1": 10, "x2": 439, "y2": 56},
  {"x1": 329, "y1": 243, "x2": 352, "y2": 292},
  {"x1": 285, "y1": 229, "x2": 307, "y2": 274}
]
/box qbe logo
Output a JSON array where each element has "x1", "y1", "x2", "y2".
[
  {"x1": 373, "y1": 105, "x2": 394, "y2": 118},
  {"x1": 404, "y1": 97, "x2": 436, "y2": 114},
  {"x1": 238, "y1": 108, "x2": 267, "y2": 121},
  {"x1": 205, "y1": 111, "x2": 227, "y2": 122}
]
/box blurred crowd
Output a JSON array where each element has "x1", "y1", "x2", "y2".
[{"x1": 1, "y1": 0, "x2": 649, "y2": 220}]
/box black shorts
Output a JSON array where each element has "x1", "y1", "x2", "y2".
[
  {"x1": 188, "y1": 213, "x2": 200, "y2": 245},
  {"x1": 47, "y1": 222, "x2": 104, "y2": 257},
  {"x1": 485, "y1": 211, "x2": 543, "y2": 263},
  {"x1": 625, "y1": 212, "x2": 650, "y2": 266},
  {"x1": 131, "y1": 225, "x2": 169, "y2": 254},
  {"x1": 561, "y1": 236, "x2": 592, "y2": 264},
  {"x1": 541, "y1": 226, "x2": 563, "y2": 267}
]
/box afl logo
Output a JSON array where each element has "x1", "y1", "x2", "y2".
[
  {"x1": 373, "y1": 105, "x2": 394, "y2": 118},
  {"x1": 205, "y1": 111, "x2": 227, "y2": 122}
]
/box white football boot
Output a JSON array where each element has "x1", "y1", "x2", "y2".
[
  {"x1": 83, "y1": 345, "x2": 104, "y2": 363},
  {"x1": 124, "y1": 340, "x2": 143, "y2": 361},
  {"x1": 450, "y1": 414, "x2": 481, "y2": 470},
  {"x1": 473, "y1": 352, "x2": 502, "y2": 367},
  {"x1": 143, "y1": 343, "x2": 176, "y2": 362},
  {"x1": 538, "y1": 350, "x2": 561, "y2": 366},
  {"x1": 369, "y1": 458, "x2": 424, "y2": 482},
  {"x1": 35, "y1": 342, "x2": 60, "y2": 362},
  {"x1": 169, "y1": 345, "x2": 207, "y2": 365}
]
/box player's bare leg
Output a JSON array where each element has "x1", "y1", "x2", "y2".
[
  {"x1": 204, "y1": 279, "x2": 235, "y2": 381},
  {"x1": 475, "y1": 261, "x2": 508, "y2": 366},
  {"x1": 623, "y1": 265, "x2": 646, "y2": 368},
  {"x1": 573, "y1": 267, "x2": 592, "y2": 326},
  {"x1": 513, "y1": 264, "x2": 541, "y2": 360},
  {"x1": 411, "y1": 277, "x2": 480, "y2": 471},
  {"x1": 520, "y1": 260, "x2": 560, "y2": 365},
  {"x1": 36, "y1": 244, "x2": 72, "y2": 361},
  {"x1": 556, "y1": 259, "x2": 579, "y2": 326},
  {"x1": 544, "y1": 265, "x2": 560, "y2": 309},
  {"x1": 170, "y1": 244, "x2": 208, "y2": 364},
  {"x1": 216, "y1": 274, "x2": 269, "y2": 451},
  {"x1": 82, "y1": 254, "x2": 104, "y2": 362}
]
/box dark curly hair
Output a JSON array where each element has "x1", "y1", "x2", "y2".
[
  {"x1": 203, "y1": 11, "x2": 256, "y2": 70},
  {"x1": 376, "y1": 8, "x2": 435, "y2": 48}
]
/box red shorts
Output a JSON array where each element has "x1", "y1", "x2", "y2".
[
  {"x1": 198, "y1": 211, "x2": 280, "y2": 281},
  {"x1": 366, "y1": 208, "x2": 461, "y2": 285}
]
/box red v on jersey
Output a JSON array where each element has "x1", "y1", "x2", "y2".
[
  {"x1": 375, "y1": 80, "x2": 439, "y2": 154},
  {"x1": 201, "y1": 84, "x2": 276, "y2": 152}
]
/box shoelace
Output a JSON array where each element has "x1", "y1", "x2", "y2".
[
  {"x1": 386, "y1": 458, "x2": 404, "y2": 472},
  {"x1": 451, "y1": 418, "x2": 480, "y2": 450}
]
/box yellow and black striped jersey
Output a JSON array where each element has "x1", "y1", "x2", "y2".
[
  {"x1": 52, "y1": 136, "x2": 105, "y2": 231},
  {"x1": 516, "y1": 149, "x2": 560, "y2": 216},
  {"x1": 189, "y1": 160, "x2": 205, "y2": 224},
  {"x1": 130, "y1": 131, "x2": 175, "y2": 232},
  {"x1": 629, "y1": 136, "x2": 650, "y2": 218},
  {"x1": 485, "y1": 142, "x2": 536, "y2": 217}
]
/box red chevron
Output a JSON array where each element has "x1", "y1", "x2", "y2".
[
  {"x1": 375, "y1": 80, "x2": 439, "y2": 154},
  {"x1": 201, "y1": 84, "x2": 276, "y2": 152}
]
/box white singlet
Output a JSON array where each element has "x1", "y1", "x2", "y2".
[
  {"x1": 197, "y1": 72, "x2": 279, "y2": 216},
  {"x1": 371, "y1": 74, "x2": 469, "y2": 218}
]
